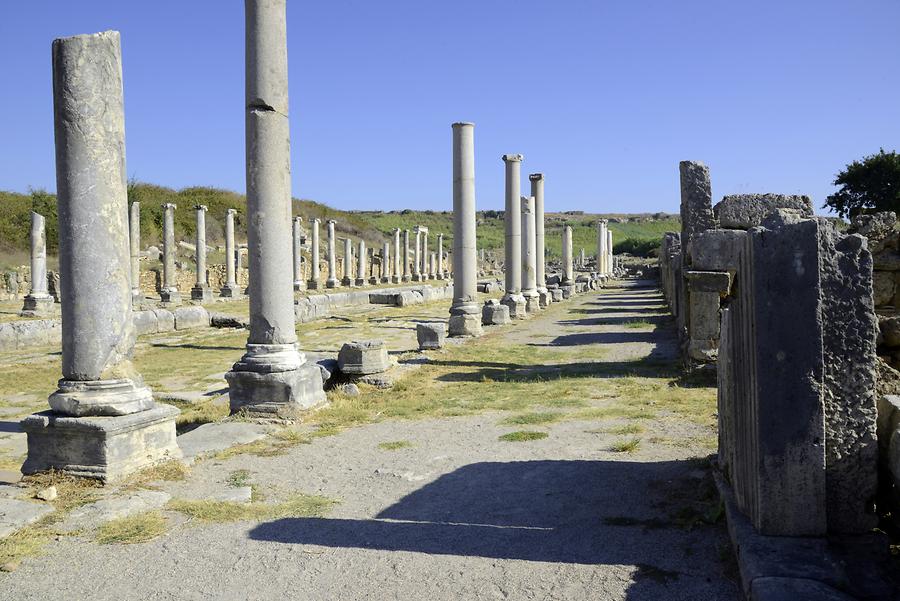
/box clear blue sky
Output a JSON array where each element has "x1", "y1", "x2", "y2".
[{"x1": 2, "y1": 1, "x2": 899, "y2": 214}]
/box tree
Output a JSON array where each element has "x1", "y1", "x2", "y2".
[{"x1": 824, "y1": 149, "x2": 900, "y2": 219}]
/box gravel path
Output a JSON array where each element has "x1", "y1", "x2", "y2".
[{"x1": 0, "y1": 282, "x2": 739, "y2": 600}]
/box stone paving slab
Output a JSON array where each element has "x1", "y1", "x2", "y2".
[
  {"x1": 57, "y1": 490, "x2": 171, "y2": 534},
  {"x1": 176, "y1": 422, "x2": 270, "y2": 462},
  {"x1": 0, "y1": 498, "x2": 53, "y2": 539}
]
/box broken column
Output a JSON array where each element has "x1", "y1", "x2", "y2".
[
  {"x1": 520, "y1": 195, "x2": 539, "y2": 313},
  {"x1": 355, "y1": 239, "x2": 366, "y2": 286},
  {"x1": 292, "y1": 216, "x2": 305, "y2": 291},
  {"x1": 307, "y1": 218, "x2": 321, "y2": 289},
  {"x1": 160, "y1": 202, "x2": 181, "y2": 305},
  {"x1": 220, "y1": 208, "x2": 240, "y2": 297},
  {"x1": 392, "y1": 228, "x2": 401, "y2": 283},
  {"x1": 341, "y1": 237, "x2": 353, "y2": 287},
  {"x1": 190, "y1": 204, "x2": 213, "y2": 303},
  {"x1": 402, "y1": 229, "x2": 411, "y2": 282},
  {"x1": 530, "y1": 173, "x2": 550, "y2": 308},
  {"x1": 129, "y1": 201, "x2": 141, "y2": 304},
  {"x1": 500, "y1": 154, "x2": 526, "y2": 318},
  {"x1": 21, "y1": 212, "x2": 54, "y2": 316},
  {"x1": 225, "y1": 0, "x2": 326, "y2": 417},
  {"x1": 325, "y1": 219, "x2": 338, "y2": 288},
  {"x1": 448, "y1": 122, "x2": 482, "y2": 337},
  {"x1": 22, "y1": 30, "x2": 179, "y2": 481}
]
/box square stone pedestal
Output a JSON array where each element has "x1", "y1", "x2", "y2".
[
  {"x1": 219, "y1": 284, "x2": 241, "y2": 298},
  {"x1": 306, "y1": 279, "x2": 320, "y2": 290},
  {"x1": 354, "y1": 278, "x2": 367, "y2": 287},
  {"x1": 524, "y1": 295, "x2": 541, "y2": 314},
  {"x1": 538, "y1": 290, "x2": 552, "y2": 308},
  {"x1": 20, "y1": 404, "x2": 181, "y2": 483},
  {"x1": 160, "y1": 289, "x2": 182, "y2": 305},
  {"x1": 226, "y1": 364, "x2": 326, "y2": 419},
  {"x1": 449, "y1": 314, "x2": 483, "y2": 337},
  {"x1": 293, "y1": 281, "x2": 306, "y2": 292},
  {"x1": 561, "y1": 285, "x2": 575, "y2": 299},
  {"x1": 191, "y1": 285, "x2": 214, "y2": 303},
  {"x1": 482, "y1": 300, "x2": 511, "y2": 326},
  {"x1": 20, "y1": 294, "x2": 54, "y2": 318},
  {"x1": 500, "y1": 294, "x2": 527, "y2": 319},
  {"x1": 549, "y1": 288, "x2": 564, "y2": 302}
]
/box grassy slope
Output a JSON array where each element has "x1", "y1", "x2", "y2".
[{"x1": 0, "y1": 184, "x2": 678, "y2": 268}]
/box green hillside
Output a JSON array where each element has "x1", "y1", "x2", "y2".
[{"x1": 0, "y1": 184, "x2": 678, "y2": 269}]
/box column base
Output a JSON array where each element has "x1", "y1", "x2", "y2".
[
  {"x1": 561, "y1": 285, "x2": 575, "y2": 299},
  {"x1": 326, "y1": 279, "x2": 338, "y2": 289},
  {"x1": 381, "y1": 277, "x2": 391, "y2": 284},
  {"x1": 20, "y1": 294, "x2": 54, "y2": 317},
  {"x1": 160, "y1": 288, "x2": 182, "y2": 306},
  {"x1": 401, "y1": 276, "x2": 411, "y2": 283},
  {"x1": 226, "y1": 364, "x2": 326, "y2": 419},
  {"x1": 293, "y1": 281, "x2": 306, "y2": 292},
  {"x1": 412, "y1": 274, "x2": 423, "y2": 282},
  {"x1": 482, "y1": 300, "x2": 511, "y2": 325},
  {"x1": 354, "y1": 278, "x2": 367, "y2": 287},
  {"x1": 448, "y1": 314, "x2": 483, "y2": 337},
  {"x1": 436, "y1": 274, "x2": 445, "y2": 280},
  {"x1": 131, "y1": 289, "x2": 144, "y2": 307},
  {"x1": 191, "y1": 284, "x2": 214, "y2": 303},
  {"x1": 550, "y1": 288, "x2": 564, "y2": 302},
  {"x1": 524, "y1": 293, "x2": 541, "y2": 314},
  {"x1": 20, "y1": 404, "x2": 181, "y2": 483},
  {"x1": 219, "y1": 284, "x2": 242, "y2": 298},
  {"x1": 306, "y1": 279, "x2": 320, "y2": 290},
  {"x1": 341, "y1": 277, "x2": 353, "y2": 287},
  {"x1": 538, "y1": 290, "x2": 552, "y2": 308},
  {"x1": 369, "y1": 277, "x2": 379, "y2": 286},
  {"x1": 49, "y1": 378, "x2": 155, "y2": 417},
  {"x1": 500, "y1": 294, "x2": 528, "y2": 319}
]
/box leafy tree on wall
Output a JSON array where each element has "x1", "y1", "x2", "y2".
[{"x1": 825, "y1": 149, "x2": 900, "y2": 219}]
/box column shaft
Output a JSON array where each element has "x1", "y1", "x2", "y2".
[
  {"x1": 129, "y1": 202, "x2": 140, "y2": 298},
  {"x1": 530, "y1": 174, "x2": 546, "y2": 292}
]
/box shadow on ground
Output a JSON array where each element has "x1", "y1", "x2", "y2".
[
  {"x1": 430, "y1": 356, "x2": 679, "y2": 382},
  {"x1": 249, "y1": 459, "x2": 731, "y2": 599}
]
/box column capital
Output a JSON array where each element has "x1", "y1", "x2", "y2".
[
  {"x1": 452, "y1": 121, "x2": 474, "y2": 129},
  {"x1": 597, "y1": 218, "x2": 608, "y2": 225},
  {"x1": 293, "y1": 216, "x2": 302, "y2": 223},
  {"x1": 194, "y1": 204, "x2": 208, "y2": 212},
  {"x1": 502, "y1": 154, "x2": 524, "y2": 163},
  {"x1": 327, "y1": 219, "x2": 336, "y2": 225},
  {"x1": 162, "y1": 202, "x2": 177, "y2": 210},
  {"x1": 226, "y1": 208, "x2": 237, "y2": 216},
  {"x1": 529, "y1": 173, "x2": 544, "y2": 182},
  {"x1": 311, "y1": 217, "x2": 320, "y2": 224}
]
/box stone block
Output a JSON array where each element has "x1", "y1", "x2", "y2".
[
  {"x1": 369, "y1": 291, "x2": 400, "y2": 305},
  {"x1": 177, "y1": 421, "x2": 269, "y2": 462},
  {"x1": 713, "y1": 193, "x2": 812, "y2": 229},
  {"x1": 397, "y1": 291, "x2": 423, "y2": 307},
  {"x1": 57, "y1": 490, "x2": 170, "y2": 533},
  {"x1": 549, "y1": 288, "x2": 563, "y2": 302},
  {"x1": 538, "y1": 290, "x2": 552, "y2": 308},
  {"x1": 226, "y1": 364, "x2": 327, "y2": 418},
  {"x1": 132, "y1": 310, "x2": 158, "y2": 336},
  {"x1": 873, "y1": 271, "x2": 895, "y2": 306},
  {"x1": 561, "y1": 285, "x2": 575, "y2": 299},
  {"x1": 876, "y1": 395, "x2": 900, "y2": 456},
  {"x1": 685, "y1": 270, "x2": 731, "y2": 294},
  {"x1": 482, "y1": 300, "x2": 510, "y2": 326},
  {"x1": 174, "y1": 306, "x2": 210, "y2": 330},
  {"x1": 417, "y1": 323, "x2": 446, "y2": 349},
  {"x1": 337, "y1": 340, "x2": 390, "y2": 375},
  {"x1": 0, "y1": 498, "x2": 55, "y2": 539},
  {"x1": 448, "y1": 314, "x2": 482, "y2": 338},
  {"x1": 152, "y1": 308, "x2": 175, "y2": 332},
  {"x1": 20, "y1": 404, "x2": 181, "y2": 483},
  {"x1": 692, "y1": 229, "x2": 748, "y2": 272}
]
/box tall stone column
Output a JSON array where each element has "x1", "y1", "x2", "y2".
[
  {"x1": 129, "y1": 201, "x2": 141, "y2": 303},
  {"x1": 381, "y1": 241, "x2": 391, "y2": 283},
  {"x1": 530, "y1": 173, "x2": 550, "y2": 308},
  {"x1": 422, "y1": 228, "x2": 430, "y2": 279},
  {"x1": 392, "y1": 228, "x2": 401, "y2": 283},
  {"x1": 22, "y1": 30, "x2": 179, "y2": 481},
  {"x1": 500, "y1": 154, "x2": 526, "y2": 318},
  {"x1": 307, "y1": 218, "x2": 321, "y2": 289},
  {"x1": 341, "y1": 237, "x2": 353, "y2": 286},
  {"x1": 220, "y1": 208, "x2": 240, "y2": 297},
  {"x1": 325, "y1": 219, "x2": 338, "y2": 288},
  {"x1": 402, "y1": 229, "x2": 411, "y2": 282},
  {"x1": 355, "y1": 239, "x2": 367, "y2": 286},
  {"x1": 580, "y1": 248, "x2": 585, "y2": 268},
  {"x1": 562, "y1": 225, "x2": 574, "y2": 287},
  {"x1": 190, "y1": 204, "x2": 213, "y2": 302},
  {"x1": 520, "y1": 195, "x2": 539, "y2": 313},
  {"x1": 436, "y1": 233, "x2": 444, "y2": 279},
  {"x1": 160, "y1": 202, "x2": 181, "y2": 304},
  {"x1": 292, "y1": 216, "x2": 305, "y2": 291},
  {"x1": 595, "y1": 219, "x2": 607, "y2": 275},
  {"x1": 21, "y1": 212, "x2": 54, "y2": 316},
  {"x1": 225, "y1": 0, "x2": 325, "y2": 417},
  {"x1": 449, "y1": 122, "x2": 482, "y2": 336},
  {"x1": 607, "y1": 229, "x2": 614, "y2": 278},
  {"x1": 413, "y1": 227, "x2": 422, "y2": 281}
]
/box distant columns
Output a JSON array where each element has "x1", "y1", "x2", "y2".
[
  {"x1": 292, "y1": 216, "x2": 305, "y2": 291},
  {"x1": 225, "y1": 0, "x2": 325, "y2": 417},
  {"x1": 129, "y1": 202, "x2": 141, "y2": 303},
  {"x1": 160, "y1": 202, "x2": 181, "y2": 304},
  {"x1": 220, "y1": 208, "x2": 239, "y2": 297},
  {"x1": 392, "y1": 228, "x2": 401, "y2": 283},
  {"x1": 190, "y1": 204, "x2": 213, "y2": 302},
  {"x1": 529, "y1": 173, "x2": 549, "y2": 307},
  {"x1": 520, "y1": 195, "x2": 539, "y2": 313},
  {"x1": 436, "y1": 233, "x2": 444, "y2": 279},
  {"x1": 562, "y1": 225, "x2": 574, "y2": 286},
  {"x1": 21, "y1": 211, "x2": 53, "y2": 316},
  {"x1": 22, "y1": 29, "x2": 179, "y2": 481},
  {"x1": 307, "y1": 218, "x2": 321, "y2": 289},
  {"x1": 355, "y1": 239, "x2": 367, "y2": 286},
  {"x1": 402, "y1": 229, "x2": 411, "y2": 282},
  {"x1": 326, "y1": 219, "x2": 338, "y2": 288},
  {"x1": 342, "y1": 237, "x2": 353, "y2": 286},
  {"x1": 500, "y1": 154, "x2": 526, "y2": 318},
  {"x1": 448, "y1": 122, "x2": 482, "y2": 336}
]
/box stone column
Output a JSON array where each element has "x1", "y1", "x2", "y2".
[
  {"x1": 306, "y1": 218, "x2": 320, "y2": 289},
  {"x1": 562, "y1": 225, "x2": 574, "y2": 287},
  {"x1": 449, "y1": 122, "x2": 482, "y2": 336},
  {"x1": 530, "y1": 173, "x2": 550, "y2": 308},
  {"x1": 392, "y1": 228, "x2": 401, "y2": 283},
  {"x1": 21, "y1": 212, "x2": 54, "y2": 316},
  {"x1": 580, "y1": 248, "x2": 585, "y2": 269},
  {"x1": 413, "y1": 227, "x2": 422, "y2": 281},
  {"x1": 607, "y1": 229, "x2": 614, "y2": 278},
  {"x1": 520, "y1": 195, "x2": 539, "y2": 313},
  {"x1": 381, "y1": 241, "x2": 391, "y2": 283},
  {"x1": 129, "y1": 201, "x2": 141, "y2": 303},
  {"x1": 341, "y1": 237, "x2": 353, "y2": 286},
  {"x1": 220, "y1": 208, "x2": 240, "y2": 297},
  {"x1": 500, "y1": 154, "x2": 526, "y2": 318},
  {"x1": 422, "y1": 228, "x2": 430, "y2": 279},
  {"x1": 225, "y1": 0, "x2": 325, "y2": 417},
  {"x1": 292, "y1": 216, "x2": 305, "y2": 291},
  {"x1": 22, "y1": 30, "x2": 179, "y2": 481},
  {"x1": 325, "y1": 219, "x2": 338, "y2": 288},
  {"x1": 160, "y1": 202, "x2": 181, "y2": 304},
  {"x1": 402, "y1": 229, "x2": 411, "y2": 281},
  {"x1": 190, "y1": 204, "x2": 213, "y2": 302},
  {"x1": 355, "y1": 239, "x2": 367, "y2": 286},
  {"x1": 595, "y1": 219, "x2": 607, "y2": 275},
  {"x1": 436, "y1": 233, "x2": 444, "y2": 279}
]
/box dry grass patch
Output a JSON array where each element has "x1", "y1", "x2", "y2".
[
  {"x1": 499, "y1": 431, "x2": 549, "y2": 442},
  {"x1": 609, "y1": 437, "x2": 642, "y2": 453},
  {"x1": 95, "y1": 511, "x2": 169, "y2": 545},
  {"x1": 502, "y1": 411, "x2": 565, "y2": 426},
  {"x1": 168, "y1": 492, "x2": 336, "y2": 523},
  {"x1": 123, "y1": 460, "x2": 189, "y2": 491},
  {"x1": 378, "y1": 440, "x2": 413, "y2": 451}
]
